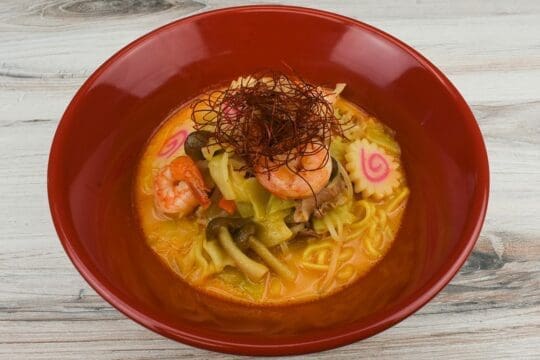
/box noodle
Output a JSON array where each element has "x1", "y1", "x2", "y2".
[
  {"x1": 338, "y1": 247, "x2": 354, "y2": 262},
  {"x1": 336, "y1": 264, "x2": 356, "y2": 282},
  {"x1": 303, "y1": 241, "x2": 333, "y2": 261},
  {"x1": 363, "y1": 234, "x2": 382, "y2": 259},
  {"x1": 351, "y1": 200, "x2": 376, "y2": 230},
  {"x1": 302, "y1": 262, "x2": 330, "y2": 271},
  {"x1": 319, "y1": 242, "x2": 341, "y2": 291},
  {"x1": 317, "y1": 248, "x2": 330, "y2": 265},
  {"x1": 302, "y1": 241, "x2": 334, "y2": 271},
  {"x1": 385, "y1": 187, "x2": 410, "y2": 213},
  {"x1": 345, "y1": 200, "x2": 376, "y2": 241}
]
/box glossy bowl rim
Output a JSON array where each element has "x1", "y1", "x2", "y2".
[{"x1": 47, "y1": 5, "x2": 490, "y2": 355}]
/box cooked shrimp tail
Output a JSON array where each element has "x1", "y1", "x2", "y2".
[
  {"x1": 170, "y1": 156, "x2": 211, "y2": 208},
  {"x1": 153, "y1": 155, "x2": 211, "y2": 216}
]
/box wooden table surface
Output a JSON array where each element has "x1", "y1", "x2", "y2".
[{"x1": 1, "y1": 1, "x2": 539, "y2": 359}]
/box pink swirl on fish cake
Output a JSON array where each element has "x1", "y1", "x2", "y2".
[
  {"x1": 222, "y1": 101, "x2": 239, "y2": 118},
  {"x1": 360, "y1": 148, "x2": 390, "y2": 183},
  {"x1": 157, "y1": 129, "x2": 188, "y2": 158}
]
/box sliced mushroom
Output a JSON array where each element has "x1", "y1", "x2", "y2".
[
  {"x1": 206, "y1": 217, "x2": 295, "y2": 282},
  {"x1": 185, "y1": 130, "x2": 212, "y2": 160},
  {"x1": 206, "y1": 217, "x2": 268, "y2": 281}
]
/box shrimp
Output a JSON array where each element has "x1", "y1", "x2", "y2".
[
  {"x1": 154, "y1": 155, "x2": 211, "y2": 216},
  {"x1": 255, "y1": 144, "x2": 333, "y2": 200}
]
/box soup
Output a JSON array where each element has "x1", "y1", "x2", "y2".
[{"x1": 135, "y1": 73, "x2": 409, "y2": 305}]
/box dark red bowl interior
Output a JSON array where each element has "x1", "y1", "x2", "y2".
[{"x1": 48, "y1": 5, "x2": 489, "y2": 356}]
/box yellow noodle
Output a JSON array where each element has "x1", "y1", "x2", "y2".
[
  {"x1": 302, "y1": 241, "x2": 333, "y2": 262},
  {"x1": 317, "y1": 249, "x2": 330, "y2": 265},
  {"x1": 302, "y1": 262, "x2": 329, "y2": 271},
  {"x1": 302, "y1": 240, "x2": 337, "y2": 271},
  {"x1": 320, "y1": 242, "x2": 341, "y2": 291},
  {"x1": 385, "y1": 187, "x2": 410, "y2": 213},
  {"x1": 345, "y1": 227, "x2": 367, "y2": 242},
  {"x1": 336, "y1": 264, "x2": 356, "y2": 281},
  {"x1": 363, "y1": 233, "x2": 382, "y2": 259},
  {"x1": 338, "y1": 247, "x2": 354, "y2": 262},
  {"x1": 350, "y1": 200, "x2": 376, "y2": 232}
]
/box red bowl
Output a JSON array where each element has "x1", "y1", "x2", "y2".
[{"x1": 48, "y1": 5, "x2": 489, "y2": 355}]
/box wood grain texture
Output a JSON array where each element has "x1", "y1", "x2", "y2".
[{"x1": 1, "y1": 0, "x2": 539, "y2": 359}]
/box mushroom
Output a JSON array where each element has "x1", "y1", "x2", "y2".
[
  {"x1": 206, "y1": 217, "x2": 295, "y2": 282},
  {"x1": 206, "y1": 217, "x2": 268, "y2": 281},
  {"x1": 235, "y1": 221, "x2": 296, "y2": 282},
  {"x1": 184, "y1": 130, "x2": 213, "y2": 160}
]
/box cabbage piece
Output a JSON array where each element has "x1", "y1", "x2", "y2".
[
  {"x1": 183, "y1": 234, "x2": 215, "y2": 282},
  {"x1": 227, "y1": 159, "x2": 247, "y2": 196},
  {"x1": 266, "y1": 194, "x2": 295, "y2": 215},
  {"x1": 312, "y1": 203, "x2": 356, "y2": 240},
  {"x1": 208, "y1": 152, "x2": 272, "y2": 214},
  {"x1": 236, "y1": 201, "x2": 255, "y2": 218},
  {"x1": 222, "y1": 160, "x2": 271, "y2": 219},
  {"x1": 228, "y1": 167, "x2": 269, "y2": 219},
  {"x1": 217, "y1": 267, "x2": 265, "y2": 300},
  {"x1": 256, "y1": 210, "x2": 293, "y2": 248},
  {"x1": 208, "y1": 152, "x2": 236, "y2": 200},
  {"x1": 240, "y1": 178, "x2": 269, "y2": 219}
]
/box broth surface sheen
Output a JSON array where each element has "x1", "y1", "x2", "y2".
[{"x1": 135, "y1": 84, "x2": 409, "y2": 306}]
